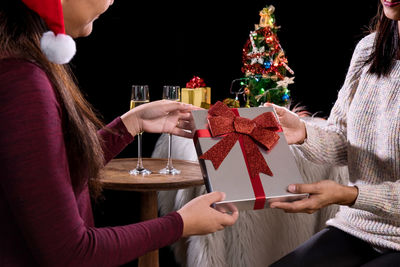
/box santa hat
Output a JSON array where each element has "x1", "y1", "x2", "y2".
[{"x1": 21, "y1": 0, "x2": 76, "y2": 64}]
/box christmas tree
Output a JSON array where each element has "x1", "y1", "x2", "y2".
[{"x1": 225, "y1": 5, "x2": 294, "y2": 108}]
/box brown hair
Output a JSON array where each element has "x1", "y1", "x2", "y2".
[
  {"x1": 366, "y1": 3, "x2": 399, "y2": 77},
  {"x1": 0, "y1": 0, "x2": 105, "y2": 197}
]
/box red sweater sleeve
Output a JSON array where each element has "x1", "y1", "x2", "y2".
[
  {"x1": 98, "y1": 117, "x2": 134, "y2": 164},
  {"x1": 0, "y1": 59, "x2": 183, "y2": 266}
]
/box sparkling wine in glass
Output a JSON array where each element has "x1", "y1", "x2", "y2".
[
  {"x1": 129, "y1": 85, "x2": 151, "y2": 175},
  {"x1": 159, "y1": 85, "x2": 181, "y2": 175}
]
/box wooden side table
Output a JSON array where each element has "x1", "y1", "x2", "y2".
[{"x1": 100, "y1": 158, "x2": 204, "y2": 267}]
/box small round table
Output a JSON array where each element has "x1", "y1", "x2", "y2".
[{"x1": 100, "y1": 158, "x2": 204, "y2": 267}]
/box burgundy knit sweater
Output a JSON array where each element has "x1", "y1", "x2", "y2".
[{"x1": 0, "y1": 58, "x2": 183, "y2": 266}]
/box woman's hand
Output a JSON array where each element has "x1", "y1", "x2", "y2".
[
  {"x1": 270, "y1": 180, "x2": 358, "y2": 214},
  {"x1": 177, "y1": 191, "x2": 239, "y2": 237},
  {"x1": 264, "y1": 103, "x2": 307, "y2": 144},
  {"x1": 121, "y1": 100, "x2": 200, "y2": 138}
]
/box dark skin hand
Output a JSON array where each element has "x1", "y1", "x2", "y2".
[
  {"x1": 262, "y1": 103, "x2": 359, "y2": 214},
  {"x1": 270, "y1": 180, "x2": 359, "y2": 214}
]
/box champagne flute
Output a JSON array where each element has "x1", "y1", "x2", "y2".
[
  {"x1": 129, "y1": 85, "x2": 151, "y2": 175},
  {"x1": 159, "y1": 85, "x2": 181, "y2": 175}
]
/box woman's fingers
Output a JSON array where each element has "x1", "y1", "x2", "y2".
[
  {"x1": 203, "y1": 191, "x2": 226, "y2": 204},
  {"x1": 287, "y1": 183, "x2": 321, "y2": 194},
  {"x1": 204, "y1": 192, "x2": 239, "y2": 225},
  {"x1": 177, "y1": 112, "x2": 192, "y2": 121},
  {"x1": 220, "y1": 204, "x2": 239, "y2": 225},
  {"x1": 270, "y1": 198, "x2": 319, "y2": 214},
  {"x1": 160, "y1": 100, "x2": 201, "y2": 113},
  {"x1": 167, "y1": 109, "x2": 195, "y2": 137},
  {"x1": 219, "y1": 209, "x2": 239, "y2": 226},
  {"x1": 177, "y1": 191, "x2": 239, "y2": 237},
  {"x1": 176, "y1": 119, "x2": 192, "y2": 130},
  {"x1": 264, "y1": 102, "x2": 286, "y2": 117},
  {"x1": 171, "y1": 128, "x2": 193, "y2": 138},
  {"x1": 270, "y1": 181, "x2": 347, "y2": 213}
]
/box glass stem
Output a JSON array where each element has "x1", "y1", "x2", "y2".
[
  {"x1": 167, "y1": 133, "x2": 174, "y2": 170},
  {"x1": 136, "y1": 132, "x2": 144, "y2": 170}
]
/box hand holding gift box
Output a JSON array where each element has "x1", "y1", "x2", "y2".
[
  {"x1": 192, "y1": 101, "x2": 307, "y2": 211},
  {"x1": 181, "y1": 76, "x2": 211, "y2": 109}
]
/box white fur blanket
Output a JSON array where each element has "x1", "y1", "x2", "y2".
[{"x1": 152, "y1": 123, "x2": 348, "y2": 266}]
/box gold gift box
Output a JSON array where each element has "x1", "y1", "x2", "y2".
[{"x1": 181, "y1": 87, "x2": 211, "y2": 109}]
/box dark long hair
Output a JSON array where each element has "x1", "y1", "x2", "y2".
[
  {"x1": 366, "y1": 3, "x2": 399, "y2": 77},
  {"x1": 0, "y1": 0, "x2": 105, "y2": 197}
]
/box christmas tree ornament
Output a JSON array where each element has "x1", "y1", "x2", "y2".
[
  {"x1": 21, "y1": 0, "x2": 76, "y2": 64},
  {"x1": 259, "y1": 6, "x2": 275, "y2": 28},
  {"x1": 276, "y1": 77, "x2": 295, "y2": 88},
  {"x1": 247, "y1": 46, "x2": 266, "y2": 65},
  {"x1": 228, "y1": 5, "x2": 294, "y2": 108}
]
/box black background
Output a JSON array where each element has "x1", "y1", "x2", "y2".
[
  {"x1": 76, "y1": 1, "x2": 379, "y2": 266},
  {"x1": 71, "y1": 0, "x2": 378, "y2": 159}
]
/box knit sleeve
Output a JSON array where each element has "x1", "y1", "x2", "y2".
[
  {"x1": 295, "y1": 33, "x2": 375, "y2": 166},
  {"x1": 0, "y1": 59, "x2": 183, "y2": 266},
  {"x1": 351, "y1": 181, "x2": 400, "y2": 219},
  {"x1": 98, "y1": 117, "x2": 134, "y2": 164}
]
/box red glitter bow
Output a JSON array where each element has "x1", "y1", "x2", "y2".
[
  {"x1": 199, "y1": 101, "x2": 280, "y2": 178},
  {"x1": 186, "y1": 76, "x2": 206, "y2": 88}
]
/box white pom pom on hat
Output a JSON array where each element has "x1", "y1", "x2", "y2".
[
  {"x1": 40, "y1": 31, "x2": 76, "y2": 64},
  {"x1": 21, "y1": 0, "x2": 76, "y2": 64}
]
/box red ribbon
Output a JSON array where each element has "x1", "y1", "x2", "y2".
[
  {"x1": 186, "y1": 76, "x2": 206, "y2": 88},
  {"x1": 195, "y1": 101, "x2": 281, "y2": 209}
]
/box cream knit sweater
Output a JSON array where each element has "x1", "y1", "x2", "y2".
[{"x1": 298, "y1": 32, "x2": 400, "y2": 251}]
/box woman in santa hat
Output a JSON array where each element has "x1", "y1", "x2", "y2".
[{"x1": 0, "y1": 0, "x2": 238, "y2": 266}]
